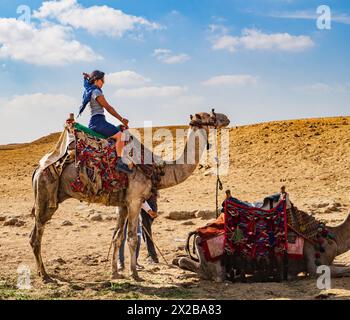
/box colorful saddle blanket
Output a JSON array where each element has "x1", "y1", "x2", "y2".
[
  {"x1": 197, "y1": 214, "x2": 225, "y2": 262},
  {"x1": 223, "y1": 198, "x2": 288, "y2": 258},
  {"x1": 70, "y1": 128, "x2": 128, "y2": 196}
]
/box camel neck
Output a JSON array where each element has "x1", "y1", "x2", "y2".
[
  {"x1": 328, "y1": 214, "x2": 350, "y2": 255},
  {"x1": 157, "y1": 128, "x2": 208, "y2": 189}
]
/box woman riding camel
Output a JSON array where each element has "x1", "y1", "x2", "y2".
[{"x1": 79, "y1": 70, "x2": 133, "y2": 174}]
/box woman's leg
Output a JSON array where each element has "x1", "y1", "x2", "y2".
[
  {"x1": 110, "y1": 132, "x2": 125, "y2": 158},
  {"x1": 136, "y1": 218, "x2": 142, "y2": 260},
  {"x1": 110, "y1": 131, "x2": 133, "y2": 172}
]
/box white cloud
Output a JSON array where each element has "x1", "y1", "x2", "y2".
[
  {"x1": 115, "y1": 86, "x2": 188, "y2": 98},
  {"x1": 106, "y1": 71, "x2": 151, "y2": 88},
  {"x1": 333, "y1": 14, "x2": 350, "y2": 25},
  {"x1": 299, "y1": 83, "x2": 332, "y2": 93},
  {"x1": 33, "y1": 0, "x2": 161, "y2": 38},
  {"x1": 0, "y1": 93, "x2": 78, "y2": 144},
  {"x1": 294, "y1": 83, "x2": 350, "y2": 94},
  {"x1": 268, "y1": 10, "x2": 350, "y2": 25},
  {"x1": 104, "y1": 69, "x2": 189, "y2": 100},
  {"x1": 3, "y1": 93, "x2": 77, "y2": 112},
  {"x1": 202, "y1": 75, "x2": 258, "y2": 87},
  {"x1": 153, "y1": 48, "x2": 190, "y2": 64},
  {"x1": 212, "y1": 35, "x2": 239, "y2": 53},
  {"x1": 269, "y1": 11, "x2": 316, "y2": 20},
  {"x1": 208, "y1": 24, "x2": 229, "y2": 35},
  {"x1": 0, "y1": 18, "x2": 100, "y2": 65},
  {"x1": 211, "y1": 28, "x2": 314, "y2": 53}
]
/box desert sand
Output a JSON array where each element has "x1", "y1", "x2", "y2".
[{"x1": 1, "y1": 116, "x2": 350, "y2": 300}]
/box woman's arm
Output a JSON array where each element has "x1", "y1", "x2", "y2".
[
  {"x1": 142, "y1": 201, "x2": 158, "y2": 219},
  {"x1": 96, "y1": 95, "x2": 129, "y2": 127}
]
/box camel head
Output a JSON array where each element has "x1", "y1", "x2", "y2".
[{"x1": 189, "y1": 109, "x2": 230, "y2": 129}]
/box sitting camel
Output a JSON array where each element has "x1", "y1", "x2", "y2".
[
  {"x1": 175, "y1": 194, "x2": 350, "y2": 282},
  {"x1": 30, "y1": 111, "x2": 230, "y2": 282}
]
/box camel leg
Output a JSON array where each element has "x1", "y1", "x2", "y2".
[
  {"x1": 305, "y1": 253, "x2": 350, "y2": 278},
  {"x1": 126, "y1": 201, "x2": 143, "y2": 281},
  {"x1": 178, "y1": 257, "x2": 201, "y2": 273},
  {"x1": 127, "y1": 216, "x2": 141, "y2": 281},
  {"x1": 308, "y1": 263, "x2": 350, "y2": 278},
  {"x1": 329, "y1": 265, "x2": 350, "y2": 278},
  {"x1": 29, "y1": 203, "x2": 57, "y2": 283},
  {"x1": 111, "y1": 206, "x2": 128, "y2": 280},
  {"x1": 331, "y1": 262, "x2": 350, "y2": 267}
]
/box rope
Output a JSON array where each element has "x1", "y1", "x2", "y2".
[
  {"x1": 104, "y1": 223, "x2": 170, "y2": 266},
  {"x1": 185, "y1": 231, "x2": 199, "y2": 262},
  {"x1": 214, "y1": 120, "x2": 223, "y2": 218},
  {"x1": 105, "y1": 228, "x2": 118, "y2": 264},
  {"x1": 142, "y1": 225, "x2": 169, "y2": 265},
  {"x1": 287, "y1": 224, "x2": 317, "y2": 245}
]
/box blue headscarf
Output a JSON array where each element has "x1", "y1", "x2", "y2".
[{"x1": 78, "y1": 70, "x2": 104, "y2": 117}]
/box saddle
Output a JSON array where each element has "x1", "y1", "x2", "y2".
[
  {"x1": 65, "y1": 120, "x2": 165, "y2": 201},
  {"x1": 252, "y1": 193, "x2": 281, "y2": 209}
]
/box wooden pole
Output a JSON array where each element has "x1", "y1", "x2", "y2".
[{"x1": 142, "y1": 225, "x2": 169, "y2": 265}]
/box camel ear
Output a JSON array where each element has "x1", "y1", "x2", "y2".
[
  {"x1": 190, "y1": 114, "x2": 193, "y2": 120},
  {"x1": 195, "y1": 113, "x2": 202, "y2": 120}
]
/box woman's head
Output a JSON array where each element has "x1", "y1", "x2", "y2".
[{"x1": 89, "y1": 70, "x2": 105, "y2": 88}]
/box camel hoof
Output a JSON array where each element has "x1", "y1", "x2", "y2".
[
  {"x1": 111, "y1": 273, "x2": 124, "y2": 280},
  {"x1": 132, "y1": 273, "x2": 144, "y2": 282},
  {"x1": 172, "y1": 258, "x2": 180, "y2": 266},
  {"x1": 42, "y1": 275, "x2": 57, "y2": 284}
]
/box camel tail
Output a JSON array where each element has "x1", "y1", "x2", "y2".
[{"x1": 31, "y1": 166, "x2": 39, "y2": 218}]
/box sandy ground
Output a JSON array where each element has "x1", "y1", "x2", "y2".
[{"x1": 1, "y1": 116, "x2": 350, "y2": 300}]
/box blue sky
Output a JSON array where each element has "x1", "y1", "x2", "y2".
[{"x1": 0, "y1": 0, "x2": 349, "y2": 144}]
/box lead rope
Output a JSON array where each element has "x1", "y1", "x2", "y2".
[
  {"x1": 214, "y1": 122, "x2": 223, "y2": 218},
  {"x1": 141, "y1": 225, "x2": 169, "y2": 265}
]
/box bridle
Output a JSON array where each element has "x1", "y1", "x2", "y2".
[{"x1": 189, "y1": 109, "x2": 219, "y2": 129}]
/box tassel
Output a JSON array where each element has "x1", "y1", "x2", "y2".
[{"x1": 315, "y1": 259, "x2": 321, "y2": 266}]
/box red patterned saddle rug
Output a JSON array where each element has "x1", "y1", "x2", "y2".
[
  {"x1": 67, "y1": 122, "x2": 165, "y2": 200},
  {"x1": 224, "y1": 198, "x2": 288, "y2": 259},
  {"x1": 70, "y1": 128, "x2": 128, "y2": 196}
]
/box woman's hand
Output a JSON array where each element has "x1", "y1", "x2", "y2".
[
  {"x1": 121, "y1": 118, "x2": 129, "y2": 127},
  {"x1": 148, "y1": 210, "x2": 158, "y2": 219}
]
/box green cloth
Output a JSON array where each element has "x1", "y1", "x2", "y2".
[{"x1": 74, "y1": 122, "x2": 107, "y2": 139}]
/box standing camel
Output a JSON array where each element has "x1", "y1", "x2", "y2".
[{"x1": 30, "y1": 111, "x2": 230, "y2": 282}]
